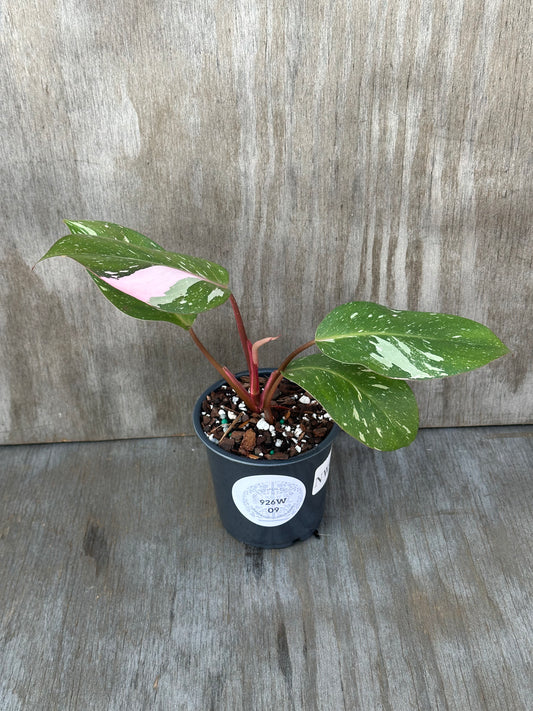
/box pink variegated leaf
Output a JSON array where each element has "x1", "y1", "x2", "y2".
[{"x1": 39, "y1": 223, "x2": 231, "y2": 324}]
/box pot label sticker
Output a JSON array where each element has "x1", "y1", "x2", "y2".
[
  {"x1": 232, "y1": 475, "x2": 306, "y2": 527},
  {"x1": 312, "y1": 451, "x2": 331, "y2": 495}
]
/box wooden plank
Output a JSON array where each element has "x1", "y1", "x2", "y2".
[
  {"x1": 1, "y1": 0, "x2": 531, "y2": 443},
  {"x1": 1, "y1": 426, "x2": 532, "y2": 709}
]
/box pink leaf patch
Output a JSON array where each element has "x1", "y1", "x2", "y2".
[{"x1": 100, "y1": 265, "x2": 201, "y2": 304}]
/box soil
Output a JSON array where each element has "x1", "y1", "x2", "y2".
[{"x1": 199, "y1": 375, "x2": 334, "y2": 460}]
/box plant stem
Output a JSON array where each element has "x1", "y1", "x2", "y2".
[
  {"x1": 260, "y1": 340, "x2": 316, "y2": 421},
  {"x1": 230, "y1": 294, "x2": 263, "y2": 409},
  {"x1": 189, "y1": 328, "x2": 256, "y2": 410},
  {"x1": 230, "y1": 295, "x2": 253, "y2": 373}
]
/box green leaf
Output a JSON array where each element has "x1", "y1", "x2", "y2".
[
  {"x1": 315, "y1": 301, "x2": 509, "y2": 379},
  {"x1": 89, "y1": 273, "x2": 196, "y2": 330},
  {"x1": 64, "y1": 220, "x2": 166, "y2": 251},
  {"x1": 39, "y1": 227, "x2": 231, "y2": 317},
  {"x1": 283, "y1": 353, "x2": 419, "y2": 451}
]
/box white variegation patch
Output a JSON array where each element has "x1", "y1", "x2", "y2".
[
  {"x1": 208, "y1": 288, "x2": 225, "y2": 302},
  {"x1": 369, "y1": 336, "x2": 445, "y2": 378}
]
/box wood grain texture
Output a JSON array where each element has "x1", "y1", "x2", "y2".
[
  {"x1": 1, "y1": 0, "x2": 531, "y2": 443},
  {"x1": 1, "y1": 427, "x2": 532, "y2": 709}
]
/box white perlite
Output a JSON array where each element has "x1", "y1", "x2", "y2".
[
  {"x1": 256, "y1": 418, "x2": 270, "y2": 431},
  {"x1": 299, "y1": 395, "x2": 311, "y2": 404}
]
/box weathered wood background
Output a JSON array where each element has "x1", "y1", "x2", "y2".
[{"x1": 1, "y1": 0, "x2": 531, "y2": 444}]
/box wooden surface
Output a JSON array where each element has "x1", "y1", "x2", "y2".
[
  {"x1": 1, "y1": 425, "x2": 532, "y2": 710},
  {"x1": 1, "y1": 0, "x2": 532, "y2": 444}
]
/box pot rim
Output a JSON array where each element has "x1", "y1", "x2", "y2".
[{"x1": 192, "y1": 369, "x2": 338, "y2": 466}]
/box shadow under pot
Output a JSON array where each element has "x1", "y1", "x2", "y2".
[{"x1": 192, "y1": 371, "x2": 338, "y2": 549}]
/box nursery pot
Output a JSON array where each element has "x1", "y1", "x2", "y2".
[{"x1": 193, "y1": 371, "x2": 338, "y2": 549}]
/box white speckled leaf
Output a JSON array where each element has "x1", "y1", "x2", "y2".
[
  {"x1": 284, "y1": 354, "x2": 419, "y2": 451},
  {"x1": 64, "y1": 220, "x2": 165, "y2": 251},
  {"x1": 315, "y1": 302, "x2": 509, "y2": 379},
  {"x1": 39, "y1": 227, "x2": 231, "y2": 317}
]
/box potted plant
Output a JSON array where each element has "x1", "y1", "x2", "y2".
[{"x1": 39, "y1": 220, "x2": 509, "y2": 548}]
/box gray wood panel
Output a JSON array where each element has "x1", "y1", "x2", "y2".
[
  {"x1": 1, "y1": 1, "x2": 531, "y2": 444},
  {"x1": 1, "y1": 426, "x2": 532, "y2": 709}
]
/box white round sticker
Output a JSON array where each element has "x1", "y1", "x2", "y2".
[{"x1": 232, "y1": 475, "x2": 306, "y2": 527}]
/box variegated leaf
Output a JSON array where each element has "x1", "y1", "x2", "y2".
[
  {"x1": 64, "y1": 220, "x2": 165, "y2": 251},
  {"x1": 88, "y1": 272, "x2": 196, "y2": 329},
  {"x1": 39, "y1": 227, "x2": 231, "y2": 318},
  {"x1": 284, "y1": 353, "x2": 419, "y2": 451},
  {"x1": 315, "y1": 301, "x2": 509, "y2": 379}
]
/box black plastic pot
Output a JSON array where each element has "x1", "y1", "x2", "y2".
[{"x1": 193, "y1": 371, "x2": 338, "y2": 548}]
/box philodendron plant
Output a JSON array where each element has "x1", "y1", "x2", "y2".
[{"x1": 39, "y1": 221, "x2": 509, "y2": 451}]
